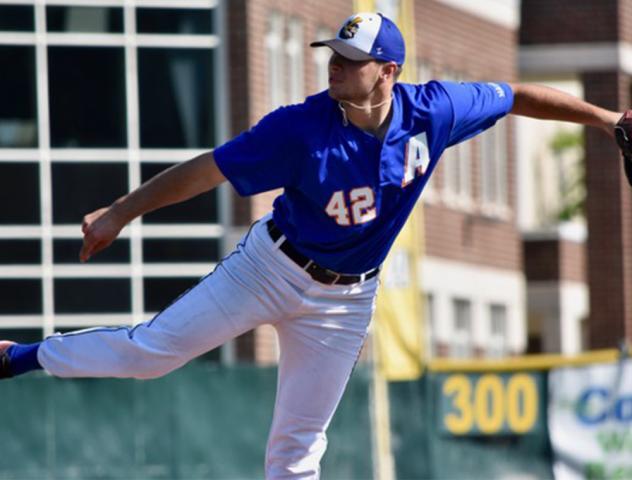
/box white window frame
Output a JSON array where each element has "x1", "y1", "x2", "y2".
[
  {"x1": 440, "y1": 71, "x2": 473, "y2": 211},
  {"x1": 451, "y1": 297, "x2": 473, "y2": 358},
  {"x1": 286, "y1": 17, "x2": 304, "y2": 104},
  {"x1": 424, "y1": 292, "x2": 437, "y2": 359},
  {"x1": 487, "y1": 303, "x2": 508, "y2": 358},
  {"x1": 0, "y1": 1, "x2": 230, "y2": 363},
  {"x1": 312, "y1": 27, "x2": 332, "y2": 93},
  {"x1": 266, "y1": 11, "x2": 284, "y2": 110},
  {"x1": 480, "y1": 118, "x2": 510, "y2": 218}
]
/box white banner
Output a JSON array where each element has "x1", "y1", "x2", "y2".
[{"x1": 548, "y1": 359, "x2": 632, "y2": 480}]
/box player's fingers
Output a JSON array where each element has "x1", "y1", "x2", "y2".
[
  {"x1": 79, "y1": 238, "x2": 93, "y2": 263},
  {"x1": 79, "y1": 233, "x2": 100, "y2": 263}
]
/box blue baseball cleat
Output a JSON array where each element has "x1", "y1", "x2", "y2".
[{"x1": 0, "y1": 341, "x2": 16, "y2": 379}]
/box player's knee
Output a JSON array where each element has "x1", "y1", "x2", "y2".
[
  {"x1": 126, "y1": 350, "x2": 184, "y2": 380},
  {"x1": 130, "y1": 363, "x2": 179, "y2": 380}
]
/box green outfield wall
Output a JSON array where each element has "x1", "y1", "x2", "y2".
[
  {"x1": 0, "y1": 363, "x2": 373, "y2": 480},
  {"x1": 5, "y1": 353, "x2": 622, "y2": 479}
]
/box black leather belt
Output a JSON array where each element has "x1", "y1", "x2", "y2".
[{"x1": 266, "y1": 219, "x2": 379, "y2": 285}]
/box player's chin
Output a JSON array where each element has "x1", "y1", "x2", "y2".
[{"x1": 327, "y1": 86, "x2": 347, "y2": 101}]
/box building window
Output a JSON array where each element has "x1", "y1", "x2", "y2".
[
  {"x1": 0, "y1": 46, "x2": 37, "y2": 148},
  {"x1": 286, "y1": 18, "x2": 304, "y2": 104},
  {"x1": 443, "y1": 141, "x2": 471, "y2": 204},
  {"x1": 142, "y1": 238, "x2": 220, "y2": 263},
  {"x1": 0, "y1": 163, "x2": 40, "y2": 224},
  {"x1": 52, "y1": 162, "x2": 128, "y2": 224},
  {"x1": 0, "y1": 279, "x2": 42, "y2": 314},
  {"x1": 418, "y1": 61, "x2": 432, "y2": 84},
  {"x1": 138, "y1": 48, "x2": 216, "y2": 148},
  {"x1": 424, "y1": 292, "x2": 437, "y2": 358},
  {"x1": 480, "y1": 118, "x2": 508, "y2": 211},
  {"x1": 0, "y1": 2, "x2": 224, "y2": 354},
  {"x1": 54, "y1": 278, "x2": 131, "y2": 314},
  {"x1": 0, "y1": 240, "x2": 41, "y2": 265},
  {"x1": 451, "y1": 298, "x2": 472, "y2": 358},
  {"x1": 488, "y1": 304, "x2": 508, "y2": 358},
  {"x1": 0, "y1": 5, "x2": 34, "y2": 31},
  {"x1": 48, "y1": 46, "x2": 127, "y2": 148},
  {"x1": 441, "y1": 71, "x2": 472, "y2": 208},
  {"x1": 136, "y1": 8, "x2": 214, "y2": 34},
  {"x1": 266, "y1": 12, "x2": 285, "y2": 110},
  {"x1": 53, "y1": 239, "x2": 130, "y2": 264},
  {"x1": 313, "y1": 28, "x2": 332, "y2": 92},
  {"x1": 46, "y1": 6, "x2": 123, "y2": 33}
]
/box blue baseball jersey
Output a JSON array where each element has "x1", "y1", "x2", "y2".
[{"x1": 214, "y1": 81, "x2": 514, "y2": 274}]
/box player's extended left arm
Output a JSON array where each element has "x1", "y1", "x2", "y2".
[
  {"x1": 508, "y1": 83, "x2": 621, "y2": 135},
  {"x1": 508, "y1": 83, "x2": 632, "y2": 184}
]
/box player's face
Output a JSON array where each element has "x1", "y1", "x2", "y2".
[{"x1": 327, "y1": 52, "x2": 383, "y2": 102}]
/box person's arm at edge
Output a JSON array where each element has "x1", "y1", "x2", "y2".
[
  {"x1": 508, "y1": 83, "x2": 621, "y2": 136},
  {"x1": 80, "y1": 151, "x2": 226, "y2": 262}
]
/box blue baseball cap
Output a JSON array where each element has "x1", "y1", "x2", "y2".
[{"x1": 310, "y1": 12, "x2": 406, "y2": 65}]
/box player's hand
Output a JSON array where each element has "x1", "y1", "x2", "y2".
[
  {"x1": 80, "y1": 206, "x2": 127, "y2": 262},
  {"x1": 614, "y1": 110, "x2": 632, "y2": 186}
]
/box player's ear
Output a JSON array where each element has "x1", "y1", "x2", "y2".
[{"x1": 380, "y1": 62, "x2": 398, "y2": 81}]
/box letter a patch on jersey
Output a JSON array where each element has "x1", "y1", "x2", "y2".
[{"x1": 402, "y1": 132, "x2": 430, "y2": 187}]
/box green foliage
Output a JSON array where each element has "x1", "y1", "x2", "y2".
[{"x1": 549, "y1": 129, "x2": 585, "y2": 222}]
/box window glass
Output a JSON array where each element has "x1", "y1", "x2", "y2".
[
  {"x1": 46, "y1": 6, "x2": 123, "y2": 33},
  {"x1": 54, "y1": 278, "x2": 131, "y2": 313},
  {"x1": 488, "y1": 303, "x2": 508, "y2": 358},
  {"x1": 48, "y1": 47, "x2": 127, "y2": 147},
  {"x1": 138, "y1": 48, "x2": 216, "y2": 148},
  {"x1": 136, "y1": 8, "x2": 214, "y2": 34},
  {"x1": 286, "y1": 18, "x2": 304, "y2": 103},
  {"x1": 452, "y1": 298, "x2": 472, "y2": 358},
  {"x1": 418, "y1": 61, "x2": 432, "y2": 83},
  {"x1": 313, "y1": 28, "x2": 331, "y2": 93},
  {"x1": 424, "y1": 292, "x2": 437, "y2": 357},
  {"x1": 441, "y1": 71, "x2": 471, "y2": 204},
  {"x1": 0, "y1": 6, "x2": 34, "y2": 31},
  {"x1": 266, "y1": 13, "x2": 284, "y2": 109},
  {"x1": 52, "y1": 162, "x2": 128, "y2": 224},
  {"x1": 0, "y1": 240, "x2": 41, "y2": 264},
  {"x1": 480, "y1": 119, "x2": 508, "y2": 206},
  {"x1": 54, "y1": 239, "x2": 130, "y2": 264},
  {"x1": 144, "y1": 277, "x2": 199, "y2": 312},
  {"x1": 141, "y1": 163, "x2": 218, "y2": 223},
  {"x1": 0, "y1": 163, "x2": 40, "y2": 224},
  {"x1": 0, "y1": 46, "x2": 37, "y2": 148},
  {"x1": 143, "y1": 238, "x2": 220, "y2": 263},
  {"x1": 0, "y1": 328, "x2": 43, "y2": 343},
  {"x1": 0, "y1": 279, "x2": 42, "y2": 314}
]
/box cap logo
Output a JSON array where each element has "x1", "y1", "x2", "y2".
[{"x1": 339, "y1": 16, "x2": 362, "y2": 39}]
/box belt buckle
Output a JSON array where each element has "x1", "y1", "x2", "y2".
[{"x1": 324, "y1": 269, "x2": 341, "y2": 285}]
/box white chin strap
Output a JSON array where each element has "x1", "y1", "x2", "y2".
[{"x1": 338, "y1": 95, "x2": 392, "y2": 126}]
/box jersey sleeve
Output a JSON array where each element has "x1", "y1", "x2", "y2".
[
  {"x1": 437, "y1": 81, "x2": 514, "y2": 146},
  {"x1": 213, "y1": 106, "x2": 301, "y2": 196}
]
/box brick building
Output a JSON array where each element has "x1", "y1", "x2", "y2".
[
  {"x1": 1, "y1": 0, "x2": 568, "y2": 365},
  {"x1": 520, "y1": 0, "x2": 632, "y2": 350}
]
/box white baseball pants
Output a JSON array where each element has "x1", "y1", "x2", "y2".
[{"x1": 38, "y1": 215, "x2": 379, "y2": 479}]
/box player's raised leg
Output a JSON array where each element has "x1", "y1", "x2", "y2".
[{"x1": 0, "y1": 219, "x2": 302, "y2": 380}]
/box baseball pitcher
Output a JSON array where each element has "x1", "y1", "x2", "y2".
[{"x1": 1, "y1": 12, "x2": 630, "y2": 479}]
